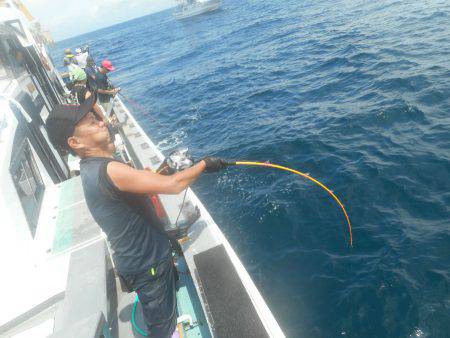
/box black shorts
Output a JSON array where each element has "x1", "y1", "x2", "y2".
[{"x1": 123, "y1": 257, "x2": 178, "y2": 338}]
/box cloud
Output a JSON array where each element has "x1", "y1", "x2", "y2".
[{"x1": 21, "y1": 0, "x2": 177, "y2": 41}]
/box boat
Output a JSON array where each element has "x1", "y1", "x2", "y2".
[
  {"x1": 173, "y1": 0, "x2": 220, "y2": 20},
  {"x1": 0, "y1": 1, "x2": 285, "y2": 337}
]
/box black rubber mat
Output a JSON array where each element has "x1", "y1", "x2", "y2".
[{"x1": 194, "y1": 244, "x2": 269, "y2": 338}]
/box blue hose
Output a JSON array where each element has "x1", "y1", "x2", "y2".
[{"x1": 132, "y1": 295, "x2": 148, "y2": 336}]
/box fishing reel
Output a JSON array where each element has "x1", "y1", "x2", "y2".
[
  {"x1": 167, "y1": 148, "x2": 194, "y2": 171},
  {"x1": 157, "y1": 148, "x2": 195, "y2": 175},
  {"x1": 158, "y1": 148, "x2": 201, "y2": 239}
]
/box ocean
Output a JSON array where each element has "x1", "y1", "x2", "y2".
[{"x1": 51, "y1": 0, "x2": 450, "y2": 337}]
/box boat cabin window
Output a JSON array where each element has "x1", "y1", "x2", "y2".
[
  {"x1": 18, "y1": 91, "x2": 45, "y2": 123},
  {"x1": 0, "y1": 48, "x2": 8, "y2": 79},
  {"x1": 0, "y1": 38, "x2": 27, "y2": 79},
  {"x1": 10, "y1": 131, "x2": 45, "y2": 238}
]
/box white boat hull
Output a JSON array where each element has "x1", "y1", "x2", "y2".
[{"x1": 174, "y1": 1, "x2": 220, "y2": 19}]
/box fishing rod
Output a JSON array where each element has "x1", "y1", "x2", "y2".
[
  {"x1": 226, "y1": 160, "x2": 353, "y2": 247},
  {"x1": 164, "y1": 150, "x2": 353, "y2": 247}
]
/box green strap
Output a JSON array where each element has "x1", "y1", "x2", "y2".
[{"x1": 132, "y1": 295, "x2": 148, "y2": 336}]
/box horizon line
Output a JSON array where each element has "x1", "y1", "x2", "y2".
[{"x1": 54, "y1": 4, "x2": 177, "y2": 43}]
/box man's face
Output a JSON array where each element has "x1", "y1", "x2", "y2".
[{"x1": 68, "y1": 112, "x2": 111, "y2": 153}]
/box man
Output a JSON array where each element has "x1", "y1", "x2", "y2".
[
  {"x1": 83, "y1": 45, "x2": 97, "y2": 78},
  {"x1": 63, "y1": 48, "x2": 79, "y2": 71},
  {"x1": 74, "y1": 47, "x2": 89, "y2": 69},
  {"x1": 63, "y1": 48, "x2": 77, "y2": 65},
  {"x1": 45, "y1": 97, "x2": 228, "y2": 337},
  {"x1": 62, "y1": 48, "x2": 81, "y2": 86},
  {"x1": 70, "y1": 68, "x2": 107, "y2": 122},
  {"x1": 92, "y1": 59, "x2": 120, "y2": 114},
  {"x1": 70, "y1": 68, "x2": 90, "y2": 104}
]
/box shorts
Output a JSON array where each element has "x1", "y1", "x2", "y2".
[{"x1": 122, "y1": 257, "x2": 178, "y2": 338}]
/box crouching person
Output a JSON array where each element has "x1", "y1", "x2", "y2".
[{"x1": 45, "y1": 96, "x2": 228, "y2": 337}]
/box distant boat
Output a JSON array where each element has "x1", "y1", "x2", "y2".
[{"x1": 173, "y1": 0, "x2": 220, "y2": 20}]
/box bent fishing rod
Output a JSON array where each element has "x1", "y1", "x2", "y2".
[
  {"x1": 226, "y1": 160, "x2": 353, "y2": 247},
  {"x1": 164, "y1": 150, "x2": 353, "y2": 247}
]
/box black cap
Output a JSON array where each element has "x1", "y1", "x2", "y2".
[{"x1": 46, "y1": 93, "x2": 96, "y2": 151}]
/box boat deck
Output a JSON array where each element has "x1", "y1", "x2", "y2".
[
  {"x1": 0, "y1": 95, "x2": 284, "y2": 337},
  {"x1": 0, "y1": 171, "x2": 210, "y2": 337}
]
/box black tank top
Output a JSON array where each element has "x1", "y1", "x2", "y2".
[{"x1": 80, "y1": 157, "x2": 171, "y2": 275}]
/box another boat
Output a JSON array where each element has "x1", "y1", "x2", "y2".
[
  {"x1": 0, "y1": 1, "x2": 285, "y2": 337},
  {"x1": 173, "y1": 0, "x2": 220, "y2": 20}
]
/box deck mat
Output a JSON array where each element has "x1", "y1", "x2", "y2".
[{"x1": 194, "y1": 245, "x2": 268, "y2": 338}]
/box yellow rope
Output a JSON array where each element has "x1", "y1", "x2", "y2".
[{"x1": 235, "y1": 161, "x2": 353, "y2": 247}]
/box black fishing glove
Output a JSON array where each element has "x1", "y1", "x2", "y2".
[{"x1": 202, "y1": 157, "x2": 228, "y2": 173}]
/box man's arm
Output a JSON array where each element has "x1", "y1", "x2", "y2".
[
  {"x1": 84, "y1": 90, "x2": 107, "y2": 121},
  {"x1": 107, "y1": 158, "x2": 226, "y2": 195},
  {"x1": 97, "y1": 88, "x2": 120, "y2": 96}
]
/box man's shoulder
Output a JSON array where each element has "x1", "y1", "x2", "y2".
[
  {"x1": 80, "y1": 157, "x2": 98, "y2": 171},
  {"x1": 105, "y1": 160, "x2": 130, "y2": 182},
  {"x1": 82, "y1": 157, "x2": 124, "y2": 173},
  {"x1": 80, "y1": 156, "x2": 111, "y2": 171},
  {"x1": 81, "y1": 156, "x2": 116, "y2": 164},
  {"x1": 94, "y1": 71, "x2": 105, "y2": 78},
  {"x1": 80, "y1": 157, "x2": 117, "y2": 187},
  {"x1": 94, "y1": 71, "x2": 108, "y2": 85}
]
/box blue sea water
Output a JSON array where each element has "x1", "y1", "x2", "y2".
[{"x1": 51, "y1": 0, "x2": 450, "y2": 337}]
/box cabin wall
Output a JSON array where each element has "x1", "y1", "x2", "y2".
[{"x1": 0, "y1": 105, "x2": 35, "y2": 267}]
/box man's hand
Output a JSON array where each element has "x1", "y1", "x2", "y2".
[{"x1": 202, "y1": 157, "x2": 228, "y2": 173}]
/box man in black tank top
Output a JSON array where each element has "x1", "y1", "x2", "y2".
[{"x1": 46, "y1": 97, "x2": 228, "y2": 337}]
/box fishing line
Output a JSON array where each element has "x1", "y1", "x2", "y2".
[
  {"x1": 118, "y1": 92, "x2": 167, "y2": 130},
  {"x1": 175, "y1": 188, "x2": 188, "y2": 227},
  {"x1": 226, "y1": 161, "x2": 353, "y2": 247}
]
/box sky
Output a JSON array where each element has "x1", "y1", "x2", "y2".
[{"x1": 22, "y1": 0, "x2": 178, "y2": 41}]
